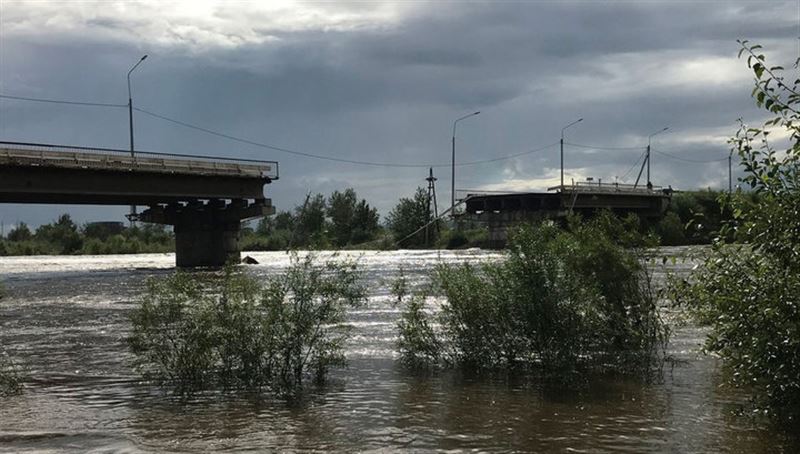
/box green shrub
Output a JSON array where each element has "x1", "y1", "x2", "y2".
[
  {"x1": 129, "y1": 254, "x2": 366, "y2": 396},
  {"x1": 671, "y1": 41, "x2": 800, "y2": 425},
  {"x1": 0, "y1": 354, "x2": 23, "y2": 396},
  {"x1": 397, "y1": 216, "x2": 668, "y2": 374},
  {"x1": 387, "y1": 187, "x2": 433, "y2": 247},
  {"x1": 655, "y1": 212, "x2": 687, "y2": 246},
  {"x1": 445, "y1": 230, "x2": 469, "y2": 249},
  {"x1": 441, "y1": 228, "x2": 489, "y2": 249}
]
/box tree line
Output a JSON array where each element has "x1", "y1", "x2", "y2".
[
  {"x1": 0, "y1": 214, "x2": 173, "y2": 256},
  {"x1": 0, "y1": 186, "x2": 744, "y2": 257}
]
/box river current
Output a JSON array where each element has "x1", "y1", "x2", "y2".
[{"x1": 0, "y1": 249, "x2": 797, "y2": 453}]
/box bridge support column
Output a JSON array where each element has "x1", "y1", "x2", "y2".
[
  {"x1": 138, "y1": 198, "x2": 273, "y2": 268},
  {"x1": 174, "y1": 221, "x2": 240, "y2": 268}
]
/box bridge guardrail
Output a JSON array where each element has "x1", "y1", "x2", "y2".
[{"x1": 0, "y1": 141, "x2": 279, "y2": 180}]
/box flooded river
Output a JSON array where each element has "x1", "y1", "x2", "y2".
[{"x1": 0, "y1": 249, "x2": 797, "y2": 453}]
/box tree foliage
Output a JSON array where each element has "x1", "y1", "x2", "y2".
[
  {"x1": 0, "y1": 353, "x2": 22, "y2": 397},
  {"x1": 672, "y1": 41, "x2": 800, "y2": 425},
  {"x1": 386, "y1": 187, "x2": 433, "y2": 247},
  {"x1": 242, "y1": 188, "x2": 381, "y2": 250},
  {"x1": 34, "y1": 214, "x2": 83, "y2": 254},
  {"x1": 129, "y1": 255, "x2": 366, "y2": 396},
  {"x1": 397, "y1": 214, "x2": 667, "y2": 374},
  {"x1": 327, "y1": 189, "x2": 380, "y2": 246},
  {"x1": 7, "y1": 223, "x2": 32, "y2": 242},
  {"x1": 0, "y1": 216, "x2": 174, "y2": 256}
]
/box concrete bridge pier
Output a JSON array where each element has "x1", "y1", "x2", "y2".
[
  {"x1": 174, "y1": 220, "x2": 241, "y2": 268},
  {"x1": 139, "y1": 198, "x2": 273, "y2": 268}
]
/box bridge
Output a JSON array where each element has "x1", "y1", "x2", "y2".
[
  {"x1": 0, "y1": 141, "x2": 277, "y2": 267},
  {"x1": 460, "y1": 181, "x2": 672, "y2": 247}
]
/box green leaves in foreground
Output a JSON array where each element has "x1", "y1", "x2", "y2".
[
  {"x1": 129, "y1": 254, "x2": 366, "y2": 396},
  {"x1": 669, "y1": 41, "x2": 800, "y2": 426},
  {"x1": 0, "y1": 353, "x2": 23, "y2": 397},
  {"x1": 397, "y1": 215, "x2": 668, "y2": 375},
  {"x1": 0, "y1": 283, "x2": 23, "y2": 397}
]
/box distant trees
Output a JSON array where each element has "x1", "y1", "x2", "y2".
[
  {"x1": 34, "y1": 214, "x2": 82, "y2": 254},
  {"x1": 241, "y1": 188, "x2": 381, "y2": 250},
  {"x1": 295, "y1": 193, "x2": 328, "y2": 246},
  {"x1": 7, "y1": 223, "x2": 32, "y2": 242},
  {"x1": 328, "y1": 189, "x2": 380, "y2": 246},
  {"x1": 0, "y1": 215, "x2": 174, "y2": 256},
  {"x1": 386, "y1": 187, "x2": 433, "y2": 247}
]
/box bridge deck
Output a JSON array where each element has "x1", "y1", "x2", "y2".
[
  {"x1": 0, "y1": 141, "x2": 277, "y2": 206},
  {"x1": 462, "y1": 183, "x2": 671, "y2": 217},
  {"x1": 0, "y1": 142, "x2": 277, "y2": 179}
]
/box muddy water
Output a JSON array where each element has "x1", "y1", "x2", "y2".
[{"x1": 0, "y1": 249, "x2": 797, "y2": 453}]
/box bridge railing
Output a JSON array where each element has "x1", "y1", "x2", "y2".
[
  {"x1": 0, "y1": 141, "x2": 279, "y2": 180},
  {"x1": 548, "y1": 181, "x2": 668, "y2": 195}
]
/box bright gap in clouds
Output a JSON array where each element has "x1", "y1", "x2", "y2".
[{"x1": 3, "y1": 1, "x2": 411, "y2": 49}]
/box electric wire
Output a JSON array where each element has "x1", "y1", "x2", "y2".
[
  {"x1": 1, "y1": 91, "x2": 727, "y2": 170},
  {"x1": 0, "y1": 94, "x2": 127, "y2": 108},
  {"x1": 618, "y1": 149, "x2": 647, "y2": 182},
  {"x1": 1, "y1": 92, "x2": 562, "y2": 168},
  {"x1": 564, "y1": 141, "x2": 646, "y2": 151},
  {"x1": 134, "y1": 106, "x2": 559, "y2": 168},
  {"x1": 652, "y1": 148, "x2": 728, "y2": 163}
]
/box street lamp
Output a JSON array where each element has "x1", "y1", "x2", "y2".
[
  {"x1": 560, "y1": 118, "x2": 583, "y2": 189},
  {"x1": 728, "y1": 150, "x2": 733, "y2": 193},
  {"x1": 451, "y1": 111, "x2": 480, "y2": 215},
  {"x1": 647, "y1": 127, "x2": 669, "y2": 187},
  {"x1": 127, "y1": 54, "x2": 147, "y2": 224}
]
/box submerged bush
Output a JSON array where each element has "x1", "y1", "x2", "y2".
[
  {"x1": 397, "y1": 215, "x2": 668, "y2": 374},
  {"x1": 0, "y1": 353, "x2": 23, "y2": 396},
  {"x1": 671, "y1": 42, "x2": 800, "y2": 425},
  {"x1": 129, "y1": 254, "x2": 366, "y2": 395}
]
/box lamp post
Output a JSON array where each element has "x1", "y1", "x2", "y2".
[
  {"x1": 451, "y1": 111, "x2": 480, "y2": 216},
  {"x1": 560, "y1": 118, "x2": 583, "y2": 189},
  {"x1": 127, "y1": 54, "x2": 147, "y2": 224},
  {"x1": 728, "y1": 150, "x2": 733, "y2": 193},
  {"x1": 646, "y1": 127, "x2": 668, "y2": 187}
]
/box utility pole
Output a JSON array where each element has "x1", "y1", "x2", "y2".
[
  {"x1": 560, "y1": 118, "x2": 583, "y2": 189},
  {"x1": 646, "y1": 127, "x2": 669, "y2": 189},
  {"x1": 127, "y1": 54, "x2": 148, "y2": 226},
  {"x1": 729, "y1": 151, "x2": 733, "y2": 193},
  {"x1": 451, "y1": 111, "x2": 480, "y2": 217},
  {"x1": 425, "y1": 167, "x2": 439, "y2": 246}
]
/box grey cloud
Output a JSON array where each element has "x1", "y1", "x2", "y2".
[{"x1": 0, "y1": 1, "x2": 796, "y2": 227}]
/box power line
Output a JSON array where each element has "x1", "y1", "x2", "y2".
[
  {"x1": 564, "y1": 141, "x2": 646, "y2": 151},
  {"x1": 619, "y1": 149, "x2": 647, "y2": 182},
  {"x1": 5, "y1": 91, "x2": 713, "y2": 169},
  {"x1": 0, "y1": 94, "x2": 127, "y2": 108},
  {"x1": 135, "y1": 106, "x2": 559, "y2": 168},
  {"x1": 0, "y1": 91, "x2": 561, "y2": 169},
  {"x1": 466, "y1": 142, "x2": 559, "y2": 164},
  {"x1": 652, "y1": 148, "x2": 728, "y2": 163}
]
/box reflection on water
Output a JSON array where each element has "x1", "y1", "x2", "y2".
[{"x1": 0, "y1": 249, "x2": 797, "y2": 453}]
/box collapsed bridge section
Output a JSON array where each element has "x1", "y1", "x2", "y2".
[
  {"x1": 461, "y1": 182, "x2": 672, "y2": 247},
  {"x1": 0, "y1": 141, "x2": 278, "y2": 267}
]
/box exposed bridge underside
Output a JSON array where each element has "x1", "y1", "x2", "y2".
[
  {"x1": 461, "y1": 182, "x2": 672, "y2": 247},
  {"x1": 0, "y1": 141, "x2": 278, "y2": 267}
]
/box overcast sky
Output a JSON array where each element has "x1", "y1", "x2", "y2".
[{"x1": 0, "y1": 0, "x2": 798, "y2": 227}]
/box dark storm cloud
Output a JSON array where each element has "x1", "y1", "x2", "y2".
[{"x1": 0, "y1": 1, "x2": 797, "y2": 227}]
